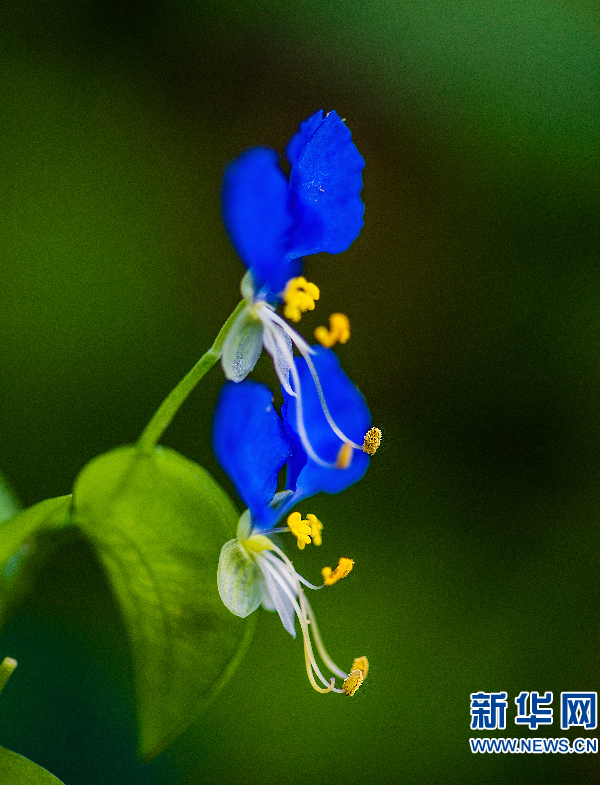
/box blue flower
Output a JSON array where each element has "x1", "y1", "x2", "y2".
[
  {"x1": 213, "y1": 348, "x2": 372, "y2": 531},
  {"x1": 212, "y1": 356, "x2": 375, "y2": 694},
  {"x1": 219, "y1": 110, "x2": 365, "y2": 385},
  {"x1": 221, "y1": 109, "x2": 365, "y2": 299}
]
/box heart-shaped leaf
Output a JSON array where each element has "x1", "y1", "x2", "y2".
[
  {"x1": 0, "y1": 495, "x2": 73, "y2": 623},
  {"x1": 0, "y1": 747, "x2": 65, "y2": 784},
  {"x1": 71, "y1": 445, "x2": 254, "y2": 760}
]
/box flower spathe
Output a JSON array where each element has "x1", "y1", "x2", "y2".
[{"x1": 212, "y1": 378, "x2": 372, "y2": 694}]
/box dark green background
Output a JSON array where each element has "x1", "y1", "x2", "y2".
[{"x1": 1, "y1": 0, "x2": 599, "y2": 782}]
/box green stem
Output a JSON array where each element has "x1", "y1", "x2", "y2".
[
  {"x1": 137, "y1": 300, "x2": 247, "y2": 453},
  {"x1": 0, "y1": 657, "x2": 17, "y2": 695}
]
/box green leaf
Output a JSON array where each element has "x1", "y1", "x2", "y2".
[
  {"x1": 0, "y1": 496, "x2": 73, "y2": 624},
  {"x1": 0, "y1": 747, "x2": 65, "y2": 784},
  {"x1": 71, "y1": 445, "x2": 254, "y2": 760}
]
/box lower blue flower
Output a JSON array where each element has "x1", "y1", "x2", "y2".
[
  {"x1": 213, "y1": 349, "x2": 372, "y2": 530},
  {"x1": 211, "y1": 372, "x2": 376, "y2": 695}
]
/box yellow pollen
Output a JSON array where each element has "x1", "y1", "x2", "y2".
[
  {"x1": 306, "y1": 513, "x2": 323, "y2": 546},
  {"x1": 315, "y1": 312, "x2": 351, "y2": 348},
  {"x1": 350, "y1": 656, "x2": 369, "y2": 679},
  {"x1": 342, "y1": 656, "x2": 368, "y2": 696},
  {"x1": 362, "y1": 427, "x2": 382, "y2": 456},
  {"x1": 283, "y1": 276, "x2": 320, "y2": 322},
  {"x1": 287, "y1": 512, "x2": 311, "y2": 549},
  {"x1": 287, "y1": 511, "x2": 323, "y2": 549},
  {"x1": 321, "y1": 557, "x2": 354, "y2": 586},
  {"x1": 342, "y1": 669, "x2": 363, "y2": 696},
  {"x1": 335, "y1": 442, "x2": 354, "y2": 469}
]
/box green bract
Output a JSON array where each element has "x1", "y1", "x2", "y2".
[
  {"x1": 220, "y1": 289, "x2": 264, "y2": 383},
  {"x1": 217, "y1": 538, "x2": 265, "y2": 617}
]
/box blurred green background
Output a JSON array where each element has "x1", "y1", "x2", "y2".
[{"x1": 1, "y1": 0, "x2": 600, "y2": 782}]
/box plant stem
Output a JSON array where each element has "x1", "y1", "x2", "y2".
[
  {"x1": 0, "y1": 657, "x2": 17, "y2": 695},
  {"x1": 137, "y1": 300, "x2": 246, "y2": 453}
]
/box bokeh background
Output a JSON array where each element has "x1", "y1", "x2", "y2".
[{"x1": 1, "y1": 0, "x2": 600, "y2": 782}]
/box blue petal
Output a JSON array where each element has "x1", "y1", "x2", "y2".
[
  {"x1": 281, "y1": 348, "x2": 371, "y2": 500},
  {"x1": 221, "y1": 147, "x2": 295, "y2": 294},
  {"x1": 286, "y1": 111, "x2": 365, "y2": 259},
  {"x1": 212, "y1": 381, "x2": 295, "y2": 528},
  {"x1": 285, "y1": 109, "x2": 325, "y2": 168}
]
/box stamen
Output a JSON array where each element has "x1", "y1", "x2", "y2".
[
  {"x1": 261, "y1": 541, "x2": 350, "y2": 690},
  {"x1": 350, "y1": 656, "x2": 369, "y2": 679},
  {"x1": 301, "y1": 594, "x2": 347, "y2": 680},
  {"x1": 342, "y1": 669, "x2": 364, "y2": 696},
  {"x1": 259, "y1": 310, "x2": 332, "y2": 468},
  {"x1": 315, "y1": 313, "x2": 351, "y2": 348},
  {"x1": 342, "y1": 656, "x2": 369, "y2": 696},
  {"x1": 335, "y1": 443, "x2": 353, "y2": 469},
  {"x1": 306, "y1": 513, "x2": 323, "y2": 546},
  {"x1": 257, "y1": 544, "x2": 345, "y2": 693},
  {"x1": 287, "y1": 512, "x2": 312, "y2": 549},
  {"x1": 283, "y1": 276, "x2": 320, "y2": 322},
  {"x1": 262, "y1": 550, "x2": 319, "y2": 591},
  {"x1": 362, "y1": 427, "x2": 382, "y2": 455},
  {"x1": 300, "y1": 348, "x2": 363, "y2": 450},
  {"x1": 322, "y1": 557, "x2": 354, "y2": 586},
  {"x1": 259, "y1": 307, "x2": 363, "y2": 467},
  {"x1": 258, "y1": 557, "x2": 333, "y2": 691},
  {"x1": 259, "y1": 308, "x2": 295, "y2": 396},
  {"x1": 287, "y1": 512, "x2": 323, "y2": 549}
]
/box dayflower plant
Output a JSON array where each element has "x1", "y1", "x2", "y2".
[
  {"x1": 131, "y1": 108, "x2": 381, "y2": 707},
  {"x1": 219, "y1": 109, "x2": 367, "y2": 473},
  {"x1": 0, "y1": 109, "x2": 381, "y2": 763},
  {"x1": 212, "y1": 373, "x2": 377, "y2": 694}
]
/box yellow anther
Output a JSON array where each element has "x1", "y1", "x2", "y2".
[
  {"x1": 287, "y1": 511, "x2": 311, "y2": 549},
  {"x1": 335, "y1": 442, "x2": 354, "y2": 469},
  {"x1": 287, "y1": 511, "x2": 323, "y2": 550},
  {"x1": 362, "y1": 427, "x2": 382, "y2": 456},
  {"x1": 283, "y1": 276, "x2": 320, "y2": 322},
  {"x1": 306, "y1": 513, "x2": 323, "y2": 546},
  {"x1": 342, "y1": 669, "x2": 364, "y2": 696},
  {"x1": 321, "y1": 557, "x2": 354, "y2": 586},
  {"x1": 315, "y1": 313, "x2": 351, "y2": 348},
  {"x1": 342, "y1": 656, "x2": 368, "y2": 696},
  {"x1": 350, "y1": 656, "x2": 369, "y2": 679}
]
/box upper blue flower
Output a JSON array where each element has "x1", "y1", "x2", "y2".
[
  {"x1": 221, "y1": 110, "x2": 365, "y2": 298},
  {"x1": 212, "y1": 347, "x2": 371, "y2": 531}
]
